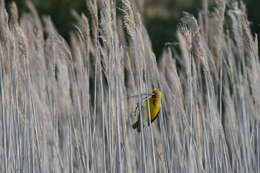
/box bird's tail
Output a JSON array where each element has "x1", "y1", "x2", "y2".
[{"x1": 132, "y1": 120, "x2": 141, "y2": 132}]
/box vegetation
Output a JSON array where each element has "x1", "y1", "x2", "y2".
[
  {"x1": 6, "y1": 0, "x2": 260, "y2": 56},
  {"x1": 0, "y1": 0, "x2": 259, "y2": 172}
]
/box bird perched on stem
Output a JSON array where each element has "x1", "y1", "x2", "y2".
[{"x1": 132, "y1": 88, "x2": 163, "y2": 132}]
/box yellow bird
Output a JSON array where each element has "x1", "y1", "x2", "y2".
[{"x1": 132, "y1": 88, "x2": 163, "y2": 132}]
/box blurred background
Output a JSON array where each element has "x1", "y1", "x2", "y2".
[{"x1": 5, "y1": 0, "x2": 260, "y2": 57}]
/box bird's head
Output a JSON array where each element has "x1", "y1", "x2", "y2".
[{"x1": 152, "y1": 88, "x2": 163, "y2": 99}]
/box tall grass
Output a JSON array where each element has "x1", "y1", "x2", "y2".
[{"x1": 0, "y1": 0, "x2": 259, "y2": 172}]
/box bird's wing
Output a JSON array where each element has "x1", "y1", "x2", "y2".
[{"x1": 148, "y1": 110, "x2": 160, "y2": 125}]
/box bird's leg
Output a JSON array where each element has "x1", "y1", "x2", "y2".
[{"x1": 142, "y1": 96, "x2": 151, "y2": 103}]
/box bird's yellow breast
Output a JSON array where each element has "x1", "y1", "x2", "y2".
[{"x1": 144, "y1": 97, "x2": 161, "y2": 121}]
